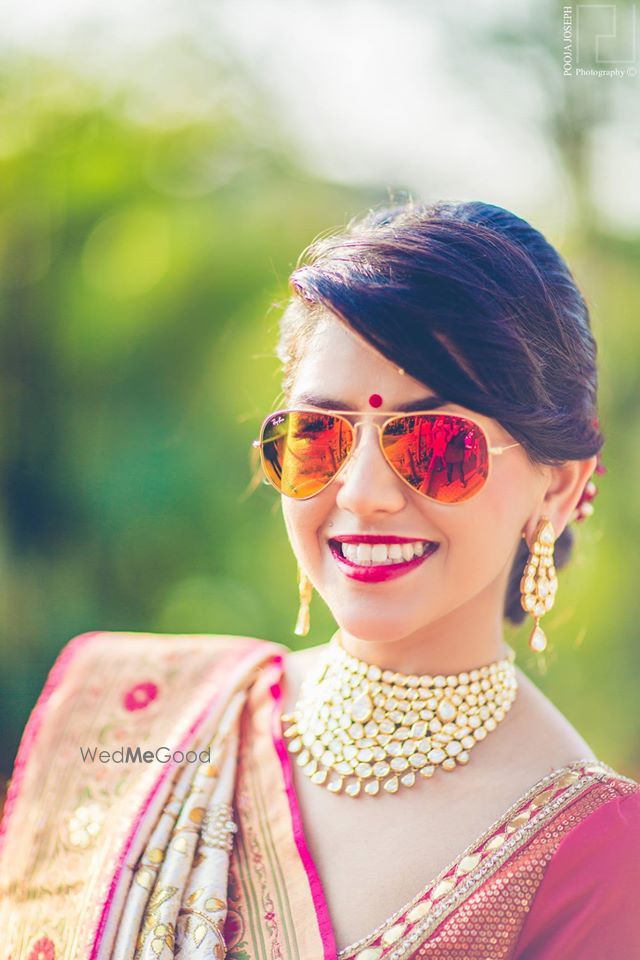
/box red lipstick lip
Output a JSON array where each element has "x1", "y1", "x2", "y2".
[
  {"x1": 328, "y1": 539, "x2": 439, "y2": 583},
  {"x1": 329, "y1": 534, "x2": 431, "y2": 544}
]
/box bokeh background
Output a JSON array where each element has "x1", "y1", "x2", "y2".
[{"x1": 1, "y1": 0, "x2": 639, "y2": 797}]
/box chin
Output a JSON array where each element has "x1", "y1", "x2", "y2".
[{"x1": 332, "y1": 610, "x2": 420, "y2": 645}]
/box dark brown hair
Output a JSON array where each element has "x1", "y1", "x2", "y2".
[{"x1": 276, "y1": 200, "x2": 603, "y2": 623}]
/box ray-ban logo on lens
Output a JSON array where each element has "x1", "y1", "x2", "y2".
[
  {"x1": 79, "y1": 745, "x2": 211, "y2": 763},
  {"x1": 563, "y1": 4, "x2": 638, "y2": 77}
]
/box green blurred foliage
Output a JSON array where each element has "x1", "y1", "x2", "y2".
[
  {"x1": 0, "y1": 56, "x2": 377, "y2": 775},
  {"x1": 0, "y1": 55, "x2": 638, "y2": 784}
]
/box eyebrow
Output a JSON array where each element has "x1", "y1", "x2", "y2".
[{"x1": 289, "y1": 392, "x2": 449, "y2": 412}]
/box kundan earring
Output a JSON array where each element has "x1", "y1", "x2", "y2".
[
  {"x1": 294, "y1": 565, "x2": 313, "y2": 636},
  {"x1": 520, "y1": 518, "x2": 557, "y2": 654}
]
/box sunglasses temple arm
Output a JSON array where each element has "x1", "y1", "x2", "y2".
[{"x1": 488, "y1": 442, "x2": 521, "y2": 454}]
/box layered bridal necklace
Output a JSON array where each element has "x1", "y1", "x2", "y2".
[{"x1": 281, "y1": 629, "x2": 518, "y2": 797}]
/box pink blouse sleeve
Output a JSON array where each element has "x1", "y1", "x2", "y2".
[{"x1": 513, "y1": 786, "x2": 640, "y2": 959}]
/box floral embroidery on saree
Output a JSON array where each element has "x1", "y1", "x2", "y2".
[{"x1": 0, "y1": 631, "x2": 286, "y2": 960}]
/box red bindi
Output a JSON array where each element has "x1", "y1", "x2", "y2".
[{"x1": 368, "y1": 393, "x2": 383, "y2": 408}]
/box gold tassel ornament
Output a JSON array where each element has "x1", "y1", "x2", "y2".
[
  {"x1": 520, "y1": 518, "x2": 557, "y2": 654},
  {"x1": 294, "y1": 565, "x2": 313, "y2": 637}
]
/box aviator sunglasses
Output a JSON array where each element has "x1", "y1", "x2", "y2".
[{"x1": 252, "y1": 407, "x2": 520, "y2": 505}]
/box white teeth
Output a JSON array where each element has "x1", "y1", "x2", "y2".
[
  {"x1": 370, "y1": 544, "x2": 387, "y2": 563},
  {"x1": 356, "y1": 543, "x2": 372, "y2": 564},
  {"x1": 337, "y1": 541, "x2": 429, "y2": 565},
  {"x1": 343, "y1": 543, "x2": 359, "y2": 562}
]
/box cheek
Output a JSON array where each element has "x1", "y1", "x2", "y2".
[
  {"x1": 281, "y1": 496, "x2": 331, "y2": 561},
  {"x1": 439, "y1": 481, "x2": 528, "y2": 574}
]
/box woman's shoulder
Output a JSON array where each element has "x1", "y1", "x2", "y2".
[
  {"x1": 553, "y1": 759, "x2": 640, "y2": 862},
  {"x1": 21, "y1": 628, "x2": 286, "y2": 727},
  {"x1": 564, "y1": 758, "x2": 640, "y2": 828},
  {"x1": 55, "y1": 627, "x2": 284, "y2": 667},
  {"x1": 512, "y1": 761, "x2": 640, "y2": 958},
  {"x1": 12, "y1": 627, "x2": 287, "y2": 752},
  {"x1": 0, "y1": 629, "x2": 288, "y2": 940},
  {"x1": 0, "y1": 630, "x2": 286, "y2": 850}
]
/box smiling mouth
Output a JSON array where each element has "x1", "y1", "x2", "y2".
[{"x1": 327, "y1": 538, "x2": 439, "y2": 582}]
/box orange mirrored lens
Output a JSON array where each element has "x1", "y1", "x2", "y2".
[
  {"x1": 260, "y1": 411, "x2": 353, "y2": 498},
  {"x1": 381, "y1": 414, "x2": 489, "y2": 503}
]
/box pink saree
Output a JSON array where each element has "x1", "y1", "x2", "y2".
[{"x1": 1, "y1": 631, "x2": 639, "y2": 960}]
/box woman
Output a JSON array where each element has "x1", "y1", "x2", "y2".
[{"x1": 1, "y1": 200, "x2": 638, "y2": 959}]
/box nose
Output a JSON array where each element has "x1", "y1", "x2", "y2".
[{"x1": 334, "y1": 422, "x2": 406, "y2": 515}]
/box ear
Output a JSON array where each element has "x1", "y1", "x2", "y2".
[{"x1": 523, "y1": 455, "x2": 597, "y2": 544}]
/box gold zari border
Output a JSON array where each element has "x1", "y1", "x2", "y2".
[{"x1": 340, "y1": 760, "x2": 634, "y2": 960}]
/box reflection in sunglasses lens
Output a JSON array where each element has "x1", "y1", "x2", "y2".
[
  {"x1": 259, "y1": 411, "x2": 490, "y2": 503},
  {"x1": 382, "y1": 415, "x2": 489, "y2": 503},
  {"x1": 262, "y1": 412, "x2": 352, "y2": 498}
]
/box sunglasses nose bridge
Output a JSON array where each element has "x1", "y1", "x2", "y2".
[
  {"x1": 347, "y1": 418, "x2": 384, "y2": 456},
  {"x1": 338, "y1": 418, "x2": 391, "y2": 482},
  {"x1": 332, "y1": 416, "x2": 413, "y2": 516}
]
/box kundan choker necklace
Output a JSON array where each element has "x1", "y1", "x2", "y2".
[{"x1": 281, "y1": 630, "x2": 518, "y2": 798}]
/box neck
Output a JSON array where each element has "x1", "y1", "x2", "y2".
[{"x1": 336, "y1": 578, "x2": 511, "y2": 676}]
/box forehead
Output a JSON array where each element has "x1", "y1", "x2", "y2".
[{"x1": 290, "y1": 315, "x2": 432, "y2": 404}]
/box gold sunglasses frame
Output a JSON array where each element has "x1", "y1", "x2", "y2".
[{"x1": 252, "y1": 406, "x2": 520, "y2": 503}]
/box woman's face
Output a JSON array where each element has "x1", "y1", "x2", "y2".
[{"x1": 280, "y1": 313, "x2": 551, "y2": 646}]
